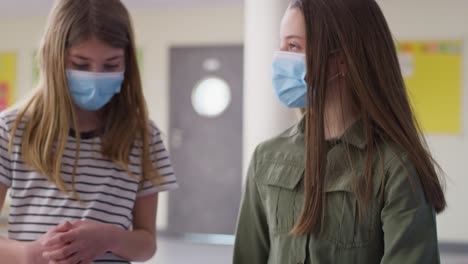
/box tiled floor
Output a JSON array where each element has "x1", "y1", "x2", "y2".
[
  {"x1": 142, "y1": 237, "x2": 233, "y2": 264},
  {"x1": 1, "y1": 228, "x2": 466, "y2": 263},
  {"x1": 442, "y1": 255, "x2": 468, "y2": 264},
  {"x1": 141, "y1": 237, "x2": 468, "y2": 264}
]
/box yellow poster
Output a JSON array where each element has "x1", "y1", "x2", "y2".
[
  {"x1": 0, "y1": 53, "x2": 17, "y2": 111},
  {"x1": 397, "y1": 40, "x2": 463, "y2": 134}
]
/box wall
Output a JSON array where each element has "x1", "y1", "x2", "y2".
[
  {"x1": 0, "y1": 5, "x2": 244, "y2": 229},
  {"x1": 378, "y1": 0, "x2": 468, "y2": 242}
]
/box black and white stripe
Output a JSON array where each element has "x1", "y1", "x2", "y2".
[{"x1": 0, "y1": 110, "x2": 178, "y2": 264}]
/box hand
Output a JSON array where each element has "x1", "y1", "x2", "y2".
[
  {"x1": 42, "y1": 220, "x2": 116, "y2": 264},
  {"x1": 22, "y1": 222, "x2": 73, "y2": 264}
]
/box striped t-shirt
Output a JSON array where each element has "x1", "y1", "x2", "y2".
[{"x1": 0, "y1": 110, "x2": 178, "y2": 263}]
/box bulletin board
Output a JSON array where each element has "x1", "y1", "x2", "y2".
[
  {"x1": 0, "y1": 53, "x2": 17, "y2": 111},
  {"x1": 397, "y1": 40, "x2": 463, "y2": 134}
]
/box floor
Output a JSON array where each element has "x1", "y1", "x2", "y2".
[
  {"x1": 142, "y1": 237, "x2": 233, "y2": 264},
  {"x1": 140, "y1": 237, "x2": 468, "y2": 264},
  {"x1": 1, "y1": 228, "x2": 466, "y2": 263}
]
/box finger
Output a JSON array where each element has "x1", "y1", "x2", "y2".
[
  {"x1": 79, "y1": 256, "x2": 95, "y2": 264},
  {"x1": 72, "y1": 219, "x2": 95, "y2": 227},
  {"x1": 50, "y1": 221, "x2": 74, "y2": 234},
  {"x1": 55, "y1": 253, "x2": 82, "y2": 264},
  {"x1": 70, "y1": 250, "x2": 95, "y2": 264},
  {"x1": 42, "y1": 230, "x2": 78, "y2": 247},
  {"x1": 43, "y1": 243, "x2": 79, "y2": 261},
  {"x1": 70, "y1": 220, "x2": 84, "y2": 227},
  {"x1": 43, "y1": 243, "x2": 64, "y2": 253}
]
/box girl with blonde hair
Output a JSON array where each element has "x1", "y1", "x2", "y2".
[{"x1": 0, "y1": 0, "x2": 177, "y2": 263}]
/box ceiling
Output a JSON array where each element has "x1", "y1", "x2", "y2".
[{"x1": 0, "y1": 0, "x2": 242, "y2": 18}]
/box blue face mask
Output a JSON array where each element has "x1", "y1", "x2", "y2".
[
  {"x1": 272, "y1": 51, "x2": 308, "y2": 108},
  {"x1": 66, "y1": 70, "x2": 124, "y2": 111}
]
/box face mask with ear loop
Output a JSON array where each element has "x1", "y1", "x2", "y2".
[
  {"x1": 272, "y1": 51, "x2": 345, "y2": 108},
  {"x1": 66, "y1": 70, "x2": 125, "y2": 111}
]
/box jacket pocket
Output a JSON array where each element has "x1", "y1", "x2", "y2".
[
  {"x1": 256, "y1": 161, "x2": 304, "y2": 234},
  {"x1": 322, "y1": 171, "x2": 380, "y2": 248}
]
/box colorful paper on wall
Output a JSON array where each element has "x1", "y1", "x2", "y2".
[
  {"x1": 397, "y1": 40, "x2": 463, "y2": 134},
  {"x1": 0, "y1": 53, "x2": 17, "y2": 111},
  {"x1": 138, "y1": 48, "x2": 143, "y2": 70},
  {"x1": 32, "y1": 50, "x2": 39, "y2": 87}
]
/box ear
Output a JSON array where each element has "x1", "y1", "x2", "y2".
[
  {"x1": 328, "y1": 51, "x2": 347, "y2": 77},
  {"x1": 336, "y1": 52, "x2": 348, "y2": 76}
]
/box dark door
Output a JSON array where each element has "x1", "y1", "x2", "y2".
[{"x1": 168, "y1": 45, "x2": 243, "y2": 235}]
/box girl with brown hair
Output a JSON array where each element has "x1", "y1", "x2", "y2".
[{"x1": 234, "y1": 0, "x2": 446, "y2": 263}]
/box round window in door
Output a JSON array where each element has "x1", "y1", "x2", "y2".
[{"x1": 191, "y1": 77, "x2": 232, "y2": 118}]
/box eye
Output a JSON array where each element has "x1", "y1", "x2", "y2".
[
  {"x1": 104, "y1": 64, "x2": 120, "y2": 70},
  {"x1": 289, "y1": 43, "x2": 301, "y2": 52},
  {"x1": 72, "y1": 63, "x2": 89, "y2": 70}
]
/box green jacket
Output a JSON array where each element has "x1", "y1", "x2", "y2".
[{"x1": 233, "y1": 118, "x2": 440, "y2": 264}]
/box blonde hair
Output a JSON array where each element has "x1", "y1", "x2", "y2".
[{"x1": 9, "y1": 0, "x2": 159, "y2": 199}]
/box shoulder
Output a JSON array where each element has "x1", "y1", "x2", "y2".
[
  {"x1": 0, "y1": 108, "x2": 24, "y2": 135},
  {"x1": 250, "y1": 121, "x2": 305, "y2": 186},
  {"x1": 0, "y1": 108, "x2": 22, "y2": 127},
  {"x1": 254, "y1": 120, "x2": 305, "y2": 165},
  {"x1": 377, "y1": 140, "x2": 427, "y2": 204},
  {"x1": 377, "y1": 140, "x2": 413, "y2": 175},
  {"x1": 147, "y1": 120, "x2": 162, "y2": 137}
]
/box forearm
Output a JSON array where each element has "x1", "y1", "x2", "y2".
[
  {"x1": 0, "y1": 237, "x2": 27, "y2": 264},
  {"x1": 106, "y1": 226, "x2": 156, "y2": 262}
]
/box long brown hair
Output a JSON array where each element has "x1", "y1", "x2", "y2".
[
  {"x1": 290, "y1": 0, "x2": 446, "y2": 236},
  {"x1": 9, "y1": 0, "x2": 160, "y2": 199}
]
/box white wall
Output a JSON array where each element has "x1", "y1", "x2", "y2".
[
  {"x1": 378, "y1": 0, "x2": 468, "y2": 242},
  {"x1": 0, "y1": 5, "x2": 244, "y2": 229},
  {"x1": 243, "y1": 0, "x2": 297, "y2": 178}
]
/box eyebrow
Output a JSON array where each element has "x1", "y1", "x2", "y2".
[
  {"x1": 105, "y1": 55, "x2": 124, "y2": 61},
  {"x1": 71, "y1": 55, "x2": 124, "y2": 61},
  {"x1": 285, "y1": 35, "x2": 305, "y2": 40},
  {"x1": 72, "y1": 55, "x2": 91, "y2": 61}
]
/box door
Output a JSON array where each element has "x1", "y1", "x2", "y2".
[{"x1": 168, "y1": 45, "x2": 243, "y2": 236}]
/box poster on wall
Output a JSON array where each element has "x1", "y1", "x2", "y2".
[
  {"x1": 0, "y1": 53, "x2": 17, "y2": 112},
  {"x1": 397, "y1": 40, "x2": 463, "y2": 134}
]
